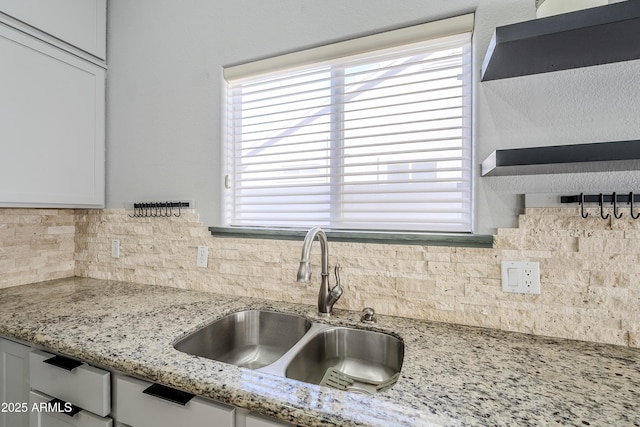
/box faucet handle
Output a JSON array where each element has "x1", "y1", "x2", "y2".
[
  {"x1": 333, "y1": 264, "x2": 341, "y2": 286},
  {"x1": 331, "y1": 264, "x2": 343, "y2": 299}
]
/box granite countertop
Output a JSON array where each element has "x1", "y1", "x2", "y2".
[{"x1": 0, "y1": 277, "x2": 638, "y2": 427}]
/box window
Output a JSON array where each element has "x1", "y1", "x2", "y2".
[{"x1": 224, "y1": 15, "x2": 473, "y2": 233}]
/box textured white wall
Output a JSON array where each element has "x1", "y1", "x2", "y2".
[{"x1": 106, "y1": 0, "x2": 640, "y2": 234}]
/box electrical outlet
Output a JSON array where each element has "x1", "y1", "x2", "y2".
[
  {"x1": 111, "y1": 239, "x2": 120, "y2": 259},
  {"x1": 501, "y1": 261, "x2": 540, "y2": 294},
  {"x1": 196, "y1": 246, "x2": 208, "y2": 268}
]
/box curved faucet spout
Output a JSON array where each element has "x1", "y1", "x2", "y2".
[
  {"x1": 296, "y1": 227, "x2": 342, "y2": 316},
  {"x1": 296, "y1": 227, "x2": 327, "y2": 283}
]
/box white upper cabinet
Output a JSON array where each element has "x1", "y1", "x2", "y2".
[
  {"x1": 0, "y1": 1, "x2": 106, "y2": 208},
  {"x1": 0, "y1": 0, "x2": 106, "y2": 59},
  {"x1": 0, "y1": 23, "x2": 105, "y2": 208}
]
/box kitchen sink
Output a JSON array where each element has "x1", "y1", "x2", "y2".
[
  {"x1": 174, "y1": 309, "x2": 404, "y2": 394},
  {"x1": 284, "y1": 327, "x2": 404, "y2": 393},
  {"x1": 173, "y1": 310, "x2": 311, "y2": 369}
]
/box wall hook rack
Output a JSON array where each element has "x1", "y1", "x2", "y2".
[
  {"x1": 561, "y1": 192, "x2": 639, "y2": 220},
  {"x1": 128, "y1": 201, "x2": 190, "y2": 218},
  {"x1": 631, "y1": 193, "x2": 640, "y2": 220}
]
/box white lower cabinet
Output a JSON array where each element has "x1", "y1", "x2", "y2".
[
  {"x1": 0, "y1": 337, "x2": 31, "y2": 427},
  {"x1": 114, "y1": 375, "x2": 235, "y2": 427},
  {"x1": 1, "y1": 340, "x2": 293, "y2": 427},
  {"x1": 29, "y1": 390, "x2": 112, "y2": 427}
]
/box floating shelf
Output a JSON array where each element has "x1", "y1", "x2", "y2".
[
  {"x1": 481, "y1": 140, "x2": 640, "y2": 176},
  {"x1": 481, "y1": 1, "x2": 640, "y2": 81}
]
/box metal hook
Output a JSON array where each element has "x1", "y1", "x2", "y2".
[
  {"x1": 174, "y1": 201, "x2": 181, "y2": 217},
  {"x1": 579, "y1": 193, "x2": 588, "y2": 219},
  {"x1": 599, "y1": 193, "x2": 610, "y2": 220},
  {"x1": 630, "y1": 192, "x2": 640, "y2": 220},
  {"x1": 612, "y1": 192, "x2": 623, "y2": 219}
]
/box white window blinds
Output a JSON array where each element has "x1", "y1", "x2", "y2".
[{"x1": 224, "y1": 15, "x2": 473, "y2": 233}]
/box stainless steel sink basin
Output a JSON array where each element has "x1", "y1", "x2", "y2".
[
  {"x1": 284, "y1": 327, "x2": 404, "y2": 393},
  {"x1": 173, "y1": 310, "x2": 311, "y2": 369},
  {"x1": 174, "y1": 310, "x2": 404, "y2": 394}
]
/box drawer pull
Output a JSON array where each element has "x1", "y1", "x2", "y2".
[
  {"x1": 43, "y1": 355, "x2": 83, "y2": 371},
  {"x1": 143, "y1": 383, "x2": 194, "y2": 406},
  {"x1": 49, "y1": 398, "x2": 82, "y2": 417}
]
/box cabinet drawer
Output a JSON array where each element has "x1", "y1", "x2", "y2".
[
  {"x1": 29, "y1": 390, "x2": 112, "y2": 427},
  {"x1": 114, "y1": 375, "x2": 235, "y2": 427},
  {"x1": 29, "y1": 350, "x2": 110, "y2": 417}
]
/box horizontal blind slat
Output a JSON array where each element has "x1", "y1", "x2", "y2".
[
  {"x1": 238, "y1": 151, "x2": 470, "y2": 171},
  {"x1": 236, "y1": 135, "x2": 469, "y2": 156},
  {"x1": 233, "y1": 80, "x2": 469, "y2": 118},
  {"x1": 232, "y1": 56, "x2": 468, "y2": 105},
  {"x1": 235, "y1": 180, "x2": 472, "y2": 193}
]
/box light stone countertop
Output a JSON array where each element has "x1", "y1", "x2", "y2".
[{"x1": 0, "y1": 277, "x2": 638, "y2": 427}]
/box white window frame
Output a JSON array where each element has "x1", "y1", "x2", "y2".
[{"x1": 223, "y1": 14, "x2": 474, "y2": 234}]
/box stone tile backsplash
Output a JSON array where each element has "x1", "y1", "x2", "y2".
[
  {"x1": 0, "y1": 209, "x2": 75, "y2": 288},
  {"x1": 1, "y1": 207, "x2": 638, "y2": 348}
]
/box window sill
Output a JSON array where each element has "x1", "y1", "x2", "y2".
[{"x1": 208, "y1": 227, "x2": 493, "y2": 248}]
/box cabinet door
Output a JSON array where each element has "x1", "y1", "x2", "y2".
[
  {"x1": 0, "y1": 337, "x2": 30, "y2": 427},
  {"x1": 0, "y1": 0, "x2": 106, "y2": 59},
  {"x1": 0, "y1": 22, "x2": 105, "y2": 208}
]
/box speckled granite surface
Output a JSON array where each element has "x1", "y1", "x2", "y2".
[{"x1": 0, "y1": 278, "x2": 638, "y2": 427}]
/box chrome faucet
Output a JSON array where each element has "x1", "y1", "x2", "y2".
[{"x1": 296, "y1": 227, "x2": 343, "y2": 317}]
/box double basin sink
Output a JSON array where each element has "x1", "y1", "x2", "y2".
[{"x1": 173, "y1": 310, "x2": 404, "y2": 394}]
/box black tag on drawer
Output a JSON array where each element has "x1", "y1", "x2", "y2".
[
  {"x1": 143, "y1": 383, "x2": 195, "y2": 406},
  {"x1": 43, "y1": 355, "x2": 83, "y2": 371}
]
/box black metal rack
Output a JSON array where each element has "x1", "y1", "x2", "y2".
[
  {"x1": 561, "y1": 192, "x2": 640, "y2": 220},
  {"x1": 129, "y1": 201, "x2": 190, "y2": 218}
]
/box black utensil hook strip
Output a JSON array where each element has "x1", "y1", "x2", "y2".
[
  {"x1": 128, "y1": 201, "x2": 190, "y2": 218},
  {"x1": 561, "y1": 192, "x2": 640, "y2": 219}
]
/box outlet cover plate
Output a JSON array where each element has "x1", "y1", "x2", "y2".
[
  {"x1": 501, "y1": 261, "x2": 540, "y2": 294},
  {"x1": 197, "y1": 246, "x2": 208, "y2": 268},
  {"x1": 111, "y1": 239, "x2": 120, "y2": 259}
]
